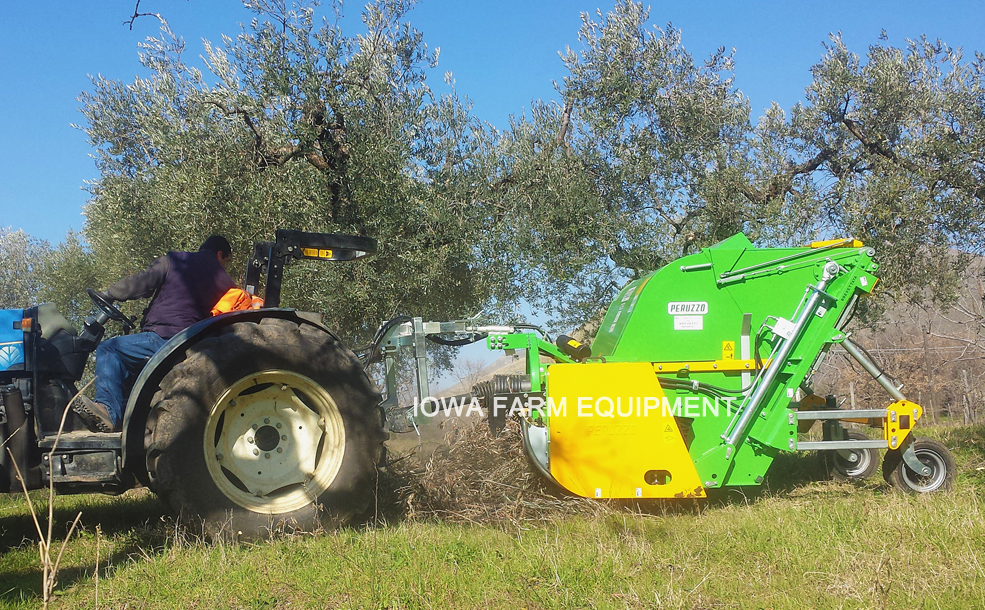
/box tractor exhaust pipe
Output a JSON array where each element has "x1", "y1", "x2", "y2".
[{"x1": 0, "y1": 386, "x2": 37, "y2": 492}]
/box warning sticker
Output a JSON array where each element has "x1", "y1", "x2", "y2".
[
  {"x1": 722, "y1": 341, "x2": 735, "y2": 360},
  {"x1": 301, "y1": 247, "x2": 334, "y2": 259},
  {"x1": 674, "y1": 315, "x2": 703, "y2": 331}
]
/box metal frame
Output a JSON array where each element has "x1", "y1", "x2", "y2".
[
  {"x1": 244, "y1": 230, "x2": 377, "y2": 308},
  {"x1": 721, "y1": 261, "x2": 840, "y2": 456},
  {"x1": 791, "y1": 341, "x2": 931, "y2": 476},
  {"x1": 376, "y1": 318, "x2": 516, "y2": 411},
  {"x1": 374, "y1": 319, "x2": 572, "y2": 433}
]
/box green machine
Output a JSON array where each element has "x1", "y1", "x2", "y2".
[{"x1": 381, "y1": 233, "x2": 955, "y2": 498}]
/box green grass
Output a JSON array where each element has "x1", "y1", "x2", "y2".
[{"x1": 0, "y1": 426, "x2": 983, "y2": 609}]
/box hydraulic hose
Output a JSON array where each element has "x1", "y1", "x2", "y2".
[{"x1": 355, "y1": 315, "x2": 412, "y2": 365}]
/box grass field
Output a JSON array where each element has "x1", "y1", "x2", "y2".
[{"x1": 0, "y1": 425, "x2": 982, "y2": 609}]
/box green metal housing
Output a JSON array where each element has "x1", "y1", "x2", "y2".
[{"x1": 585, "y1": 233, "x2": 879, "y2": 487}]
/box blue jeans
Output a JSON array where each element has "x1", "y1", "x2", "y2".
[{"x1": 95, "y1": 332, "x2": 166, "y2": 427}]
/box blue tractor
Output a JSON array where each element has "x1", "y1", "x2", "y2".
[{"x1": 0, "y1": 231, "x2": 385, "y2": 537}]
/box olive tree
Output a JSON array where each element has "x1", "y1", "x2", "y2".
[
  {"x1": 80, "y1": 0, "x2": 510, "y2": 341},
  {"x1": 496, "y1": 1, "x2": 985, "y2": 325}
]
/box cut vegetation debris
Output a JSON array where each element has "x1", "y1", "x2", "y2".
[{"x1": 381, "y1": 419, "x2": 606, "y2": 524}]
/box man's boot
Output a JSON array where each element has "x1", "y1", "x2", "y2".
[{"x1": 73, "y1": 395, "x2": 117, "y2": 433}]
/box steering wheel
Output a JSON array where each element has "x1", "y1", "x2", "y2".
[{"x1": 87, "y1": 288, "x2": 136, "y2": 332}]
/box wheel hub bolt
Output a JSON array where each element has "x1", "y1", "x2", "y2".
[
  {"x1": 276, "y1": 422, "x2": 282, "y2": 429},
  {"x1": 252, "y1": 424, "x2": 258, "y2": 430},
  {"x1": 281, "y1": 435, "x2": 287, "y2": 441},
  {"x1": 216, "y1": 454, "x2": 223, "y2": 461},
  {"x1": 253, "y1": 448, "x2": 259, "y2": 456},
  {"x1": 264, "y1": 418, "x2": 270, "y2": 424},
  {"x1": 264, "y1": 453, "x2": 270, "y2": 459},
  {"x1": 248, "y1": 437, "x2": 254, "y2": 444},
  {"x1": 229, "y1": 400, "x2": 236, "y2": 406},
  {"x1": 276, "y1": 447, "x2": 283, "y2": 453},
  {"x1": 281, "y1": 384, "x2": 288, "y2": 391}
]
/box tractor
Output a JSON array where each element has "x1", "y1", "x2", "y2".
[
  {"x1": 0, "y1": 230, "x2": 385, "y2": 536},
  {"x1": 0, "y1": 230, "x2": 956, "y2": 540}
]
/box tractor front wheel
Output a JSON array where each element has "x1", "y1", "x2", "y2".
[{"x1": 144, "y1": 317, "x2": 383, "y2": 538}]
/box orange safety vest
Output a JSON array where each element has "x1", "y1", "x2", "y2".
[{"x1": 211, "y1": 288, "x2": 264, "y2": 316}]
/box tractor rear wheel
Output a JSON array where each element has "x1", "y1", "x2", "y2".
[{"x1": 144, "y1": 317, "x2": 383, "y2": 538}]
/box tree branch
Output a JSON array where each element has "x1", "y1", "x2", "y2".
[
  {"x1": 842, "y1": 117, "x2": 899, "y2": 162},
  {"x1": 738, "y1": 148, "x2": 832, "y2": 205},
  {"x1": 207, "y1": 101, "x2": 304, "y2": 168},
  {"x1": 556, "y1": 101, "x2": 573, "y2": 154},
  {"x1": 124, "y1": 0, "x2": 162, "y2": 30}
]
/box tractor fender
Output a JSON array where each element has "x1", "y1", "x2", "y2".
[{"x1": 119, "y1": 309, "x2": 341, "y2": 475}]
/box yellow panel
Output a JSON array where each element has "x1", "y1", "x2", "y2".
[
  {"x1": 546, "y1": 362, "x2": 705, "y2": 499},
  {"x1": 807, "y1": 238, "x2": 864, "y2": 248}
]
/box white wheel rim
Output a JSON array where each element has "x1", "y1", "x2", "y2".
[
  {"x1": 901, "y1": 448, "x2": 948, "y2": 493},
  {"x1": 203, "y1": 370, "x2": 346, "y2": 514},
  {"x1": 835, "y1": 449, "x2": 873, "y2": 478}
]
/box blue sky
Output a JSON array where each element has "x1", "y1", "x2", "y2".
[{"x1": 1, "y1": 0, "x2": 984, "y2": 245}]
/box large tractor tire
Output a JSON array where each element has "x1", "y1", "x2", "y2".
[{"x1": 144, "y1": 317, "x2": 383, "y2": 538}]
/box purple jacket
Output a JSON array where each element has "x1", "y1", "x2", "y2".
[{"x1": 106, "y1": 250, "x2": 236, "y2": 339}]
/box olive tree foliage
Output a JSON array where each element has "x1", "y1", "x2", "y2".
[
  {"x1": 62, "y1": 0, "x2": 985, "y2": 338},
  {"x1": 752, "y1": 33, "x2": 985, "y2": 303},
  {"x1": 487, "y1": 1, "x2": 756, "y2": 326},
  {"x1": 36, "y1": 233, "x2": 102, "y2": 325},
  {"x1": 496, "y1": 0, "x2": 985, "y2": 326},
  {"x1": 0, "y1": 228, "x2": 48, "y2": 309},
  {"x1": 80, "y1": 0, "x2": 507, "y2": 341},
  {"x1": 0, "y1": 229, "x2": 100, "y2": 324}
]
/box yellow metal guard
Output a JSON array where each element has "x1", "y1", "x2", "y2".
[
  {"x1": 885, "y1": 400, "x2": 922, "y2": 449},
  {"x1": 546, "y1": 362, "x2": 706, "y2": 499}
]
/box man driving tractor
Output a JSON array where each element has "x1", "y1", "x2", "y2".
[{"x1": 75, "y1": 236, "x2": 236, "y2": 432}]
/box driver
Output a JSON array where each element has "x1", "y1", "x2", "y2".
[{"x1": 76, "y1": 235, "x2": 236, "y2": 432}]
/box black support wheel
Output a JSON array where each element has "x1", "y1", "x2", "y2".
[
  {"x1": 883, "y1": 437, "x2": 955, "y2": 493},
  {"x1": 144, "y1": 317, "x2": 383, "y2": 538},
  {"x1": 825, "y1": 431, "x2": 880, "y2": 481}
]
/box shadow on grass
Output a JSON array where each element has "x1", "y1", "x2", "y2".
[{"x1": 0, "y1": 490, "x2": 170, "y2": 605}]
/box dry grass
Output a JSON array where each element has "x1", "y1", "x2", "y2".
[
  {"x1": 380, "y1": 418, "x2": 605, "y2": 524},
  {"x1": 0, "y1": 420, "x2": 981, "y2": 608}
]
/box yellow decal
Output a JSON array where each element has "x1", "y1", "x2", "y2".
[
  {"x1": 722, "y1": 341, "x2": 735, "y2": 360},
  {"x1": 301, "y1": 247, "x2": 333, "y2": 259}
]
